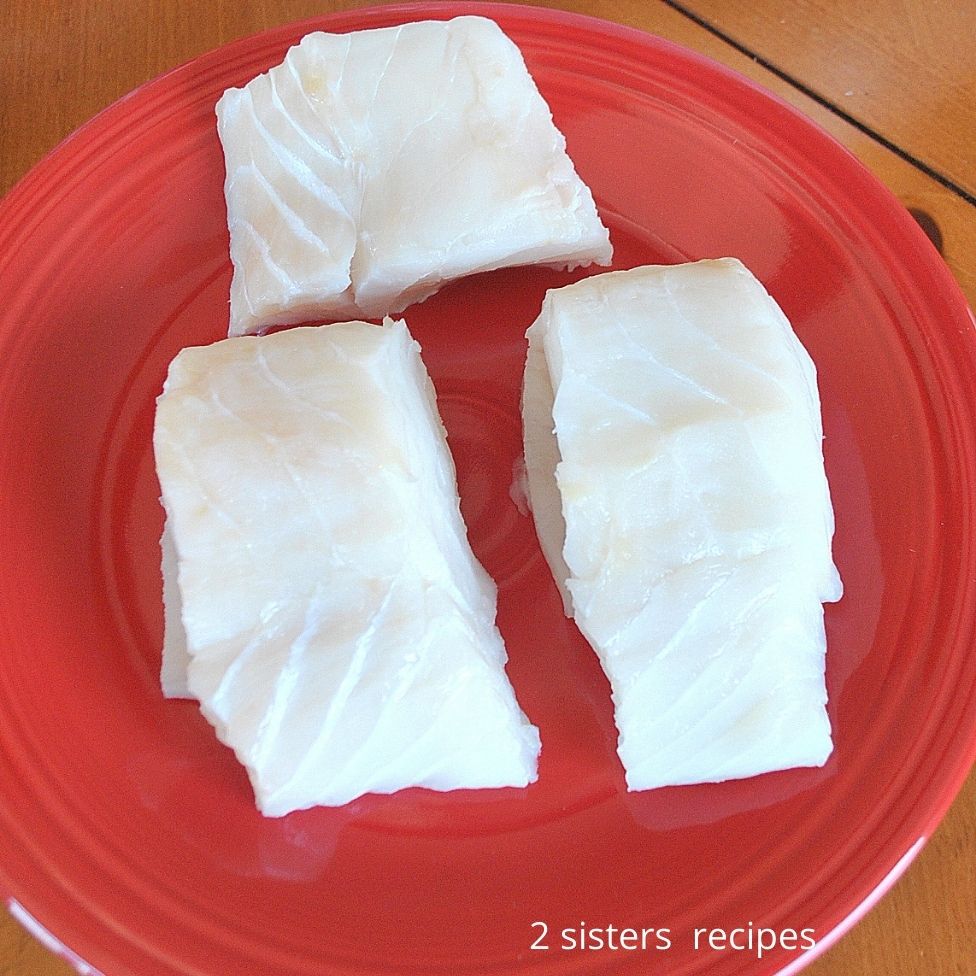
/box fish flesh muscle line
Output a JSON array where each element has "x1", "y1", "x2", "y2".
[
  {"x1": 522, "y1": 259, "x2": 842, "y2": 790},
  {"x1": 155, "y1": 320, "x2": 541, "y2": 816},
  {"x1": 217, "y1": 16, "x2": 612, "y2": 337}
]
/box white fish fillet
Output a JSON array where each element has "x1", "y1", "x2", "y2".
[
  {"x1": 154, "y1": 319, "x2": 541, "y2": 816},
  {"x1": 522, "y1": 259, "x2": 842, "y2": 789},
  {"x1": 160, "y1": 522, "x2": 191, "y2": 698},
  {"x1": 216, "y1": 16, "x2": 612, "y2": 337}
]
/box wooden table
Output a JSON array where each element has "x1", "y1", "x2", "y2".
[{"x1": 1, "y1": 2, "x2": 973, "y2": 974}]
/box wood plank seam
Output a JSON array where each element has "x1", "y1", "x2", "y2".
[{"x1": 660, "y1": 0, "x2": 976, "y2": 210}]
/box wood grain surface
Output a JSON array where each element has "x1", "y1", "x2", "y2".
[
  {"x1": 667, "y1": 0, "x2": 976, "y2": 200},
  {"x1": 1, "y1": 2, "x2": 973, "y2": 975}
]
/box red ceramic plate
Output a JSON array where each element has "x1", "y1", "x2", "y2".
[{"x1": 1, "y1": 4, "x2": 974, "y2": 975}]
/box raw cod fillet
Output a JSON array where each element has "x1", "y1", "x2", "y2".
[
  {"x1": 522, "y1": 259, "x2": 842, "y2": 790},
  {"x1": 216, "y1": 16, "x2": 612, "y2": 337},
  {"x1": 154, "y1": 319, "x2": 541, "y2": 816}
]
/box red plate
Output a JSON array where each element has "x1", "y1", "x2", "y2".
[{"x1": 1, "y1": 4, "x2": 974, "y2": 975}]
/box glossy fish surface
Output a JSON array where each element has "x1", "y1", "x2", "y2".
[
  {"x1": 522, "y1": 259, "x2": 842, "y2": 790},
  {"x1": 155, "y1": 319, "x2": 541, "y2": 816},
  {"x1": 216, "y1": 16, "x2": 612, "y2": 336}
]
